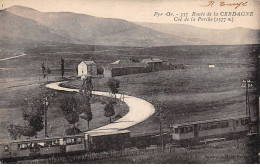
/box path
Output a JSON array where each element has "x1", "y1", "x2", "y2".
[
  {"x1": 0, "y1": 53, "x2": 26, "y2": 62},
  {"x1": 46, "y1": 81, "x2": 155, "y2": 133}
]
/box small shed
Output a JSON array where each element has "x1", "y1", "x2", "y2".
[{"x1": 78, "y1": 61, "x2": 97, "y2": 77}]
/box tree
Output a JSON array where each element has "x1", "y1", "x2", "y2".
[
  {"x1": 7, "y1": 124, "x2": 23, "y2": 140},
  {"x1": 80, "y1": 107, "x2": 92, "y2": 130},
  {"x1": 42, "y1": 62, "x2": 46, "y2": 78},
  {"x1": 60, "y1": 94, "x2": 81, "y2": 135},
  {"x1": 28, "y1": 115, "x2": 44, "y2": 137},
  {"x1": 61, "y1": 57, "x2": 64, "y2": 77},
  {"x1": 107, "y1": 78, "x2": 120, "y2": 98},
  {"x1": 22, "y1": 124, "x2": 37, "y2": 139},
  {"x1": 104, "y1": 101, "x2": 116, "y2": 123},
  {"x1": 46, "y1": 67, "x2": 51, "y2": 81},
  {"x1": 80, "y1": 77, "x2": 93, "y2": 97},
  {"x1": 76, "y1": 92, "x2": 92, "y2": 130},
  {"x1": 20, "y1": 97, "x2": 45, "y2": 137}
]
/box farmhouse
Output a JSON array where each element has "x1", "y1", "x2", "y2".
[
  {"x1": 78, "y1": 61, "x2": 97, "y2": 78},
  {"x1": 141, "y1": 58, "x2": 164, "y2": 71},
  {"x1": 103, "y1": 59, "x2": 149, "y2": 77}
]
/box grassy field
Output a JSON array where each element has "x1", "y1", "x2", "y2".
[{"x1": 0, "y1": 43, "x2": 259, "y2": 163}]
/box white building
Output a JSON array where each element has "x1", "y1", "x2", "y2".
[{"x1": 78, "y1": 61, "x2": 97, "y2": 78}]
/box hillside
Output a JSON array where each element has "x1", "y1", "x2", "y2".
[
  {"x1": 136, "y1": 22, "x2": 260, "y2": 45},
  {"x1": 0, "y1": 10, "x2": 71, "y2": 43},
  {"x1": 3, "y1": 5, "x2": 259, "y2": 46},
  {"x1": 5, "y1": 5, "x2": 195, "y2": 47}
]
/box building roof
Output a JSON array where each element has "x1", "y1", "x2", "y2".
[
  {"x1": 170, "y1": 115, "x2": 250, "y2": 127},
  {"x1": 141, "y1": 58, "x2": 163, "y2": 63},
  {"x1": 104, "y1": 59, "x2": 148, "y2": 69},
  {"x1": 80, "y1": 61, "x2": 96, "y2": 65},
  {"x1": 85, "y1": 130, "x2": 131, "y2": 137}
]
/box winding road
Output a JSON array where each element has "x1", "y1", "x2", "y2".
[{"x1": 46, "y1": 81, "x2": 155, "y2": 133}]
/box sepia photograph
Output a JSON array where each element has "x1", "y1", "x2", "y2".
[{"x1": 0, "y1": 0, "x2": 259, "y2": 164}]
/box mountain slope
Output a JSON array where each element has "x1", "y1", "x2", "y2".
[
  {"x1": 5, "y1": 5, "x2": 203, "y2": 46},
  {"x1": 136, "y1": 22, "x2": 260, "y2": 45},
  {"x1": 0, "y1": 10, "x2": 72, "y2": 44}
]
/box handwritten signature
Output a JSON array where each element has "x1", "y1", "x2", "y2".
[{"x1": 201, "y1": 1, "x2": 248, "y2": 9}]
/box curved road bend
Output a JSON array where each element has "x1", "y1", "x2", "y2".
[{"x1": 46, "y1": 81, "x2": 155, "y2": 133}]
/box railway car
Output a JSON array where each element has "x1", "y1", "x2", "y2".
[
  {"x1": 85, "y1": 130, "x2": 131, "y2": 152},
  {"x1": 0, "y1": 130, "x2": 131, "y2": 162},
  {"x1": 170, "y1": 116, "x2": 250, "y2": 145},
  {"x1": 0, "y1": 137, "x2": 64, "y2": 160}
]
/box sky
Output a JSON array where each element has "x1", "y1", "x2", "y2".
[{"x1": 0, "y1": 0, "x2": 260, "y2": 29}]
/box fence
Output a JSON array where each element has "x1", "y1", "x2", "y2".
[{"x1": 16, "y1": 146, "x2": 174, "y2": 164}]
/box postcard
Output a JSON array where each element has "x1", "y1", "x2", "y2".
[{"x1": 0, "y1": 0, "x2": 259, "y2": 164}]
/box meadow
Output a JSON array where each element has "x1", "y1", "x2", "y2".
[{"x1": 0, "y1": 42, "x2": 259, "y2": 163}]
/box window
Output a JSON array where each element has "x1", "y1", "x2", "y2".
[
  {"x1": 235, "y1": 120, "x2": 239, "y2": 126},
  {"x1": 52, "y1": 140, "x2": 60, "y2": 146},
  {"x1": 241, "y1": 119, "x2": 250, "y2": 126},
  {"x1": 180, "y1": 126, "x2": 193, "y2": 134},
  {"x1": 222, "y1": 122, "x2": 229, "y2": 128},
  {"x1": 44, "y1": 141, "x2": 52, "y2": 147},
  {"x1": 180, "y1": 127, "x2": 184, "y2": 134},
  {"x1": 18, "y1": 143, "x2": 29, "y2": 150},
  {"x1": 66, "y1": 138, "x2": 77, "y2": 145},
  {"x1": 4, "y1": 145, "x2": 9, "y2": 152},
  {"x1": 77, "y1": 138, "x2": 83, "y2": 144},
  {"x1": 174, "y1": 128, "x2": 179, "y2": 134},
  {"x1": 199, "y1": 123, "x2": 208, "y2": 131}
]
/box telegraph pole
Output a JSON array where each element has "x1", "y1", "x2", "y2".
[
  {"x1": 156, "y1": 102, "x2": 164, "y2": 149},
  {"x1": 242, "y1": 79, "x2": 253, "y2": 116},
  {"x1": 160, "y1": 110, "x2": 164, "y2": 149},
  {"x1": 43, "y1": 96, "x2": 49, "y2": 137}
]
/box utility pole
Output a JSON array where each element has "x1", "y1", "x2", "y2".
[
  {"x1": 241, "y1": 79, "x2": 253, "y2": 116},
  {"x1": 43, "y1": 96, "x2": 49, "y2": 137},
  {"x1": 156, "y1": 102, "x2": 164, "y2": 149}
]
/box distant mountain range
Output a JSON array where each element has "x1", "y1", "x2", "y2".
[
  {"x1": 0, "y1": 5, "x2": 259, "y2": 47},
  {"x1": 136, "y1": 22, "x2": 260, "y2": 45}
]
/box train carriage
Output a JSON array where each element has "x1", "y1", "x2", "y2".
[
  {"x1": 85, "y1": 130, "x2": 131, "y2": 152},
  {"x1": 63, "y1": 134, "x2": 85, "y2": 153},
  {"x1": 170, "y1": 116, "x2": 250, "y2": 145},
  {"x1": 0, "y1": 130, "x2": 131, "y2": 162}
]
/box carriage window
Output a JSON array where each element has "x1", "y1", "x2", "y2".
[
  {"x1": 180, "y1": 126, "x2": 193, "y2": 133},
  {"x1": 4, "y1": 145, "x2": 9, "y2": 152},
  {"x1": 174, "y1": 128, "x2": 179, "y2": 134},
  {"x1": 199, "y1": 124, "x2": 207, "y2": 131},
  {"x1": 66, "y1": 138, "x2": 77, "y2": 145},
  {"x1": 241, "y1": 119, "x2": 250, "y2": 125},
  {"x1": 183, "y1": 127, "x2": 188, "y2": 133},
  {"x1": 235, "y1": 120, "x2": 239, "y2": 126},
  {"x1": 77, "y1": 138, "x2": 83, "y2": 144},
  {"x1": 222, "y1": 122, "x2": 229, "y2": 128},
  {"x1": 18, "y1": 143, "x2": 29, "y2": 150},
  {"x1": 52, "y1": 140, "x2": 60, "y2": 146},
  {"x1": 44, "y1": 141, "x2": 52, "y2": 147},
  {"x1": 212, "y1": 123, "x2": 217, "y2": 129},
  {"x1": 180, "y1": 127, "x2": 184, "y2": 134},
  {"x1": 217, "y1": 122, "x2": 222, "y2": 128},
  {"x1": 37, "y1": 142, "x2": 45, "y2": 147}
]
